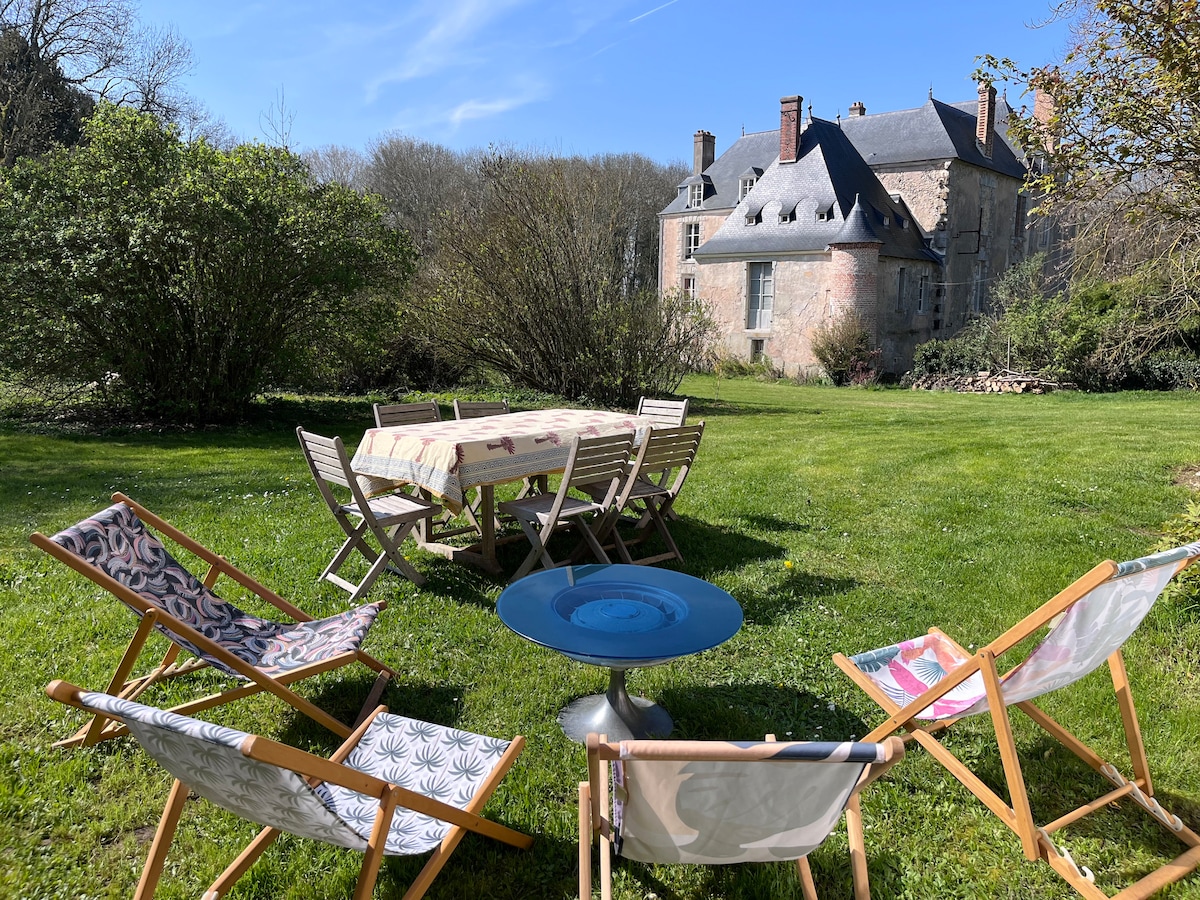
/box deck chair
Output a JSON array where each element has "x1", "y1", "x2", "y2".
[
  {"x1": 46, "y1": 680, "x2": 532, "y2": 900},
  {"x1": 833, "y1": 542, "x2": 1200, "y2": 899},
  {"x1": 297, "y1": 427, "x2": 440, "y2": 598},
  {"x1": 584, "y1": 422, "x2": 704, "y2": 566},
  {"x1": 580, "y1": 732, "x2": 904, "y2": 900},
  {"x1": 636, "y1": 396, "x2": 689, "y2": 426},
  {"x1": 29, "y1": 494, "x2": 397, "y2": 749},
  {"x1": 373, "y1": 400, "x2": 442, "y2": 428},
  {"x1": 497, "y1": 432, "x2": 634, "y2": 582}
]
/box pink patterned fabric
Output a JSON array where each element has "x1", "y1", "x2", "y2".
[
  {"x1": 51, "y1": 503, "x2": 383, "y2": 679},
  {"x1": 849, "y1": 633, "x2": 984, "y2": 719},
  {"x1": 351, "y1": 408, "x2": 655, "y2": 512}
]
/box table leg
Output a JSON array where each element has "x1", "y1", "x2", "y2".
[{"x1": 557, "y1": 668, "x2": 673, "y2": 743}]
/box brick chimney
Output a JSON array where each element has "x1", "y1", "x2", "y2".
[
  {"x1": 693, "y1": 130, "x2": 715, "y2": 175},
  {"x1": 977, "y1": 82, "x2": 996, "y2": 159},
  {"x1": 848, "y1": 101, "x2": 866, "y2": 117},
  {"x1": 780, "y1": 95, "x2": 802, "y2": 164}
]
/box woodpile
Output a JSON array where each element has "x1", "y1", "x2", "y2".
[{"x1": 909, "y1": 371, "x2": 1066, "y2": 394}]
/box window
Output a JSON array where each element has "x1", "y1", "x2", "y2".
[
  {"x1": 681, "y1": 275, "x2": 696, "y2": 299},
  {"x1": 738, "y1": 176, "x2": 757, "y2": 201},
  {"x1": 750, "y1": 338, "x2": 765, "y2": 362},
  {"x1": 971, "y1": 262, "x2": 986, "y2": 313},
  {"x1": 917, "y1": 274, "x2": 929, "y2": 314},
  {"x1": 816, "y1": 206, "x2": 833, "y2": 221},
  {"x1": 684, "y1": 223, "x2": 701, "y2": 259},
  {"x1": 746, "y1": 262, "x2": 774, "y2": 330},
  {"x1": 895, "y1": 267, "x2": 907, "y2": 312},
  {"x1": 688, "y1": 182, "x2": 704, "y2": 208},
  {"x1": 1038, "y1": 215, "x2": 1051, "y2": 248}
]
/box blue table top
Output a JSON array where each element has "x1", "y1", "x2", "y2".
[{"x1": 497, "y1": 565, "x2": 743, "y2": 668}]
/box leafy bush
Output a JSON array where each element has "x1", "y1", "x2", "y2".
[
  {"x1": 811, "y1": 312, "x2": 880, "y2": 386},
  {"x1": 0, "y1": 104, "x2": 416, "y2": 423},
  {"x1": 911, "y1": 325, "x2": 994, "y2": 377},
  {"x1": 1157, "y1": 499, "x2": 1200, "y2": 612},
  {"x1": 1133, "y1": 349, "x2": 1200, "y2": 391}
]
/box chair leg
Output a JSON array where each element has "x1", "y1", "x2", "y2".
[
  {"x1": 797, "y1": 855, "x2": 819, "y2": 900},
  {"x1": 579, "y1": 782, "x2": 593, "y2": 900},
  {"x1": 204, "y1": 826, "x2": 283, "y2": 899},
  {"x1": 134, "y1": 779, "x2": 189, "y2": 900},
  {"x1": 845, "y1": 793, "x2": 870, "y2": 900}
]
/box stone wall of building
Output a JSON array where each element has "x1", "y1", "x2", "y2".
[{"x1": 660, "y1": 211, "x2": 727, "y2": 295}]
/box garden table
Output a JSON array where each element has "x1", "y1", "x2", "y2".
[
  {"x1": 497, "y1": 564, "x2": 743, "y2": 742},
  {"x1": 350, "y1": 409, "x2": 655, "y2": 573}
]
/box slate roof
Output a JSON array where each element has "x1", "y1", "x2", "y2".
[
  {"x1": 839, "y1": 97, "x2": 1026, "y2": 179},
  {"x1": 661, "y1": 129, "x2": 780, "y2": 214},
  {"x1": 660, "y1": 94, "x2": 1027, "y2": 220},
  {"x1": 691, "y1": 118, "x2": 940, "y2": 263}
]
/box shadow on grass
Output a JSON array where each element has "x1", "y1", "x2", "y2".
[
  {"x1": 686, "y1": 397, "x2": 825, "y2": 419},
  {"x1": 656, "y1": 683, "x2": 871, "y2": 744},
  {"x1": 733, "y1": 568, "x2": 860, "y2": 628}
]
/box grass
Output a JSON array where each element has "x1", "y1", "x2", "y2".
[{"x1": 3, "y1": 378, "x2": 1200, "y2": 899}]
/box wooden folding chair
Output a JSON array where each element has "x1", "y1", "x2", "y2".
[
  {"x1": 373, "y1": 400, "x2": 442, "y2": 428},
  {"x1": 834, "y1": 542, "x2": 1200, "y2": 899},
  {"x1": 297, "y1": 427, "x2": 440, "y2": 598},
  {"x1": 30, "y1": 494, "x2": 397, "y2": 749},
  {"x1": 46, "y1": 680, "x2": 533, "y2": 900},
  {"x1": 580, "y1": 732, "x2": 904, "y2": 900},
  {"x1": 453, "y1": 398, "x2": 510, "y2": 420},
  {"x1": 585, "y1": 422, "x2": 704, "y2": 566},
  {"x1": 497, "y1": 432, "x2": 634, "y2": 582},
  {"x1": 636, "y1": 396, "x2": 689, "y2": 426}
]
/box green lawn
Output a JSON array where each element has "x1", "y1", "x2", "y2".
[{"x1": 3, "y1": 379, "x2": 1200, "y2": 899}]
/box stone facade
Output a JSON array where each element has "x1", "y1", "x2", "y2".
[{"x1": 660, "y1": 87, "x2": 1031, "y2": 378}]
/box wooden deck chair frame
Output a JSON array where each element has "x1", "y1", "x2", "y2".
[
  {"x1": 373, "y1": 400, "x2": 442, "y2": 428},
  {"x1": 833, "y1": 544, "x2": 1200, "y2": 900},
  {"x1": 30, "y1": 493, "x2": 396, "y2": 749},
  {"x1": 636, "y1": 396, "x2": 689, "y2": 427},
  {"x1": 497, "y1": 432, "x2": 634, "y2": 582},
  {"x1": 297, "y1": 427, "x2": 440, "y2": 598},
  {"x1": 580, "y1": 732, "x2": 904, "y2": 900},
  {"x1": 602, "y1": 422, "x2": 704, "y2": 567},
  {"x1": 46, "y1": 680, "x2": 533, "y2": 900}
]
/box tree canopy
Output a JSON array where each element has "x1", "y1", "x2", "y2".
[{"x1": 0, "y1": 104, "x2": 416, "y2": 422}]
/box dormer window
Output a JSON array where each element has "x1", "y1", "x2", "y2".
[
  {"x1": 882, "y1": 214, "x2": 891, "y2": 228},
  {"x1": 688, "y1": 182, "x2": 704, "y2": 208},
  {"x1": 816, "y1": 205, "x2": 834, "y2": 222},
  {"x1": 739, "y1": 176, "x2": 757, "y2": 201},
  {"x1": 778, "y1": 200, "x2": 798, "y2": 224}
]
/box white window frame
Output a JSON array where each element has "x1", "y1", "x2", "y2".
[
  {"x1": 746, "y1": 261, "x2": 774, "y2": 330},
  {"x1": 681, "y1": 275, "x2": 696, "y2": 299},
  {"x1": 917, "y1": 274, "x2": 929, "y2": 314},
  {"x1": 688, "y1": 182, "x2": 704, "y2": 208},
  {"x1": 684, "y1": 222, "x2": 701, "y2": 259},
  {"x1": 739, "y1": 176, "x2": 756, "y2": 201}
]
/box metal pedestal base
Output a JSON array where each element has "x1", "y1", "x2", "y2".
[{"x1": 557, "y1": 668, "x2": 673, "y2": 743}]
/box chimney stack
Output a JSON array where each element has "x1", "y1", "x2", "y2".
[
  {"x1": 693, "y1": 130, "x2": 715, "y2": 175},
  {"x1": 848, "y1": 101, "x2": 866, "y2": 117},
  {"x1": 779, "y1": 95, "x2": 802, "y2": 163},
  {"x1": 977, "y1": 82, "x2": 996, "y2": 159}
]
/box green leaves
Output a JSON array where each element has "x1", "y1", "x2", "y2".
[{"x1": 0, "y1": 104, "x2": 416, "y2": 423}]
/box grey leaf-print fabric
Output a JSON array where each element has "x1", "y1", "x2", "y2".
[{"x1": 325, "y1": 712, "x2": 513, "y2": 855}]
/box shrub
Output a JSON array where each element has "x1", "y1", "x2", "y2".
[
  {"x1": 1132, "y1": 349, "x2": 1200, "y2": 391},
  {"x1": 0, "y1": 104, "x2": 416, "y2": 423},
  {"x1": 811, "y1": 313, "x2": 880, "y2": 386}
]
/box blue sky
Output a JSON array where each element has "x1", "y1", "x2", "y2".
[{"x1": 138, "y1": 0, "x2": 1071, "y2": 164}]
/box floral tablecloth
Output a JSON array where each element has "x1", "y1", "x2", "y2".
[{"x1": 351, "y1": 409, "x2": 654, "y2": 513}]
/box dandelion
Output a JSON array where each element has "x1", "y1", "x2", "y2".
[{"x1": 784, "y1": 560, "x2": 794, "y2": 570}]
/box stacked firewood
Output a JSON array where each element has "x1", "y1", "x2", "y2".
[{"x1": 908, "y1": 371, "x2": 1067, "y2": 394}]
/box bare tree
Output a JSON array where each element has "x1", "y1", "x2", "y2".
[
  {"x1": 304, "y1": 143, "x2": 366, "y2": 189},
  {"x1": 1, "y1": 0, "x2": 195, "y2": 163}
]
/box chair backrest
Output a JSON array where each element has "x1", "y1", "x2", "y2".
[
  {"x1": 58, "y1": 686, "x2": 370, "y2": 849},
  {"x1": 454, "y1": 399, "x2": 510, "y2": 419},
  {"x1": 41, "y1": 502, "x2": 267, "y2": 677},
  {"x1": 594, "y1": 737, "x2": 900, "y2": 865},
  {"x1": 987, "y1": 541, "x2": 1200, "y2": 711},
  {"x1": 637, "y1": 397, "x2": 689, "y2": 427},
  {"x1": 629, "y1": 422, "x2": 704, "y2": 496},
  {"x1": 563, "y1": 432, "x2": 635, "y2": 496},
  {"x1": 373, "y1": 401, "x2": 442, "y2": 428}
]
